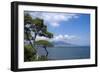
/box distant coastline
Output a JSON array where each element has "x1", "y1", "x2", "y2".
[{"x1": 52, "y1": 46, "x2": 90, "y2": 48}]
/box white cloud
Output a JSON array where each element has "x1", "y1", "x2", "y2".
[
  {"x1": 36, "y1": 34, "x2": 78, "y2": 42},
  {"x1": 51, "y1": 34, "x2": 79, "y2": 42},
  {"x1": 35, "y1": 34, "x2": 79, "y2": 45},
  {"x1": 50, "y1": 22, "x2": 59, "y2": 27},
  {"x1": 64, "y1": 34, "x2": 77, "y2": 40},
  {"x1": 27, "y1": 11, "x2": 79, "y2": 27},
  {"x1": 53, "y1": 34, "x2": 63, "y2": 41},
  {"x1": 36, "y1": 35, "x2": 50, "y2": 41},
  {"x1": 43, "y1": 13, "x2": 79, "y2": 27}
]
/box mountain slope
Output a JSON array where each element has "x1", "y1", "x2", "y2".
[{"x1": 52, "y1": 41, "x2": 75, "y2": 47}]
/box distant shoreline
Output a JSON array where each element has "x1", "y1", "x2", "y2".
[{"x1": 48, "y1": 46, "x2": 90, "y2": 48}]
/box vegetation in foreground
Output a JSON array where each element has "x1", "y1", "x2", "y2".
[{"x1": 24, "y1": 13, "x2": 53, "y2": 62}]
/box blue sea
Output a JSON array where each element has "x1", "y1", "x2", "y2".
[{"x1": 37, "y1": 46, "x2": 90, "y2": 60}]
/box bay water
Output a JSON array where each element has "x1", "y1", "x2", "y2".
[{"x1": 37, "y1": 46, "x2": 90, "y2": 60}]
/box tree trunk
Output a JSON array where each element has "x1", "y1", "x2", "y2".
[
  {"x1": 44, "y1": 46, "x2": 48, "y2": 57},
  {"x1": 32, "y1": 33, "x2": 39, "y2": 60},
  {"x1": 33, "y1": 33, "x2": 37, "y2": 47},
  {"x1": 25, "y1": 31, "x2": 37, "y2": 53}
]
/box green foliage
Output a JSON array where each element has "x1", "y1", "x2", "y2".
[
  {"x1": 32, "y1": 18, "x2": 47, "y2": 34},
  {"x1": 41, "y1": 25, "x2": 47, "y2": 32},
  {"x1": 24, "y1": 44, "x2": 48, "y2": 61},
  {"x1": 38, "y1": 55, "x2": 48, "y2": 61},
  {"x1": 32, "y1": 18, "x2": 43, "y2": 27},
  {"x1": 24, "y1": 45, "x2": 36, "y2": 61},
  {"x1": 35, "y1": 40, "x2": 53, "y2": 47},
  {"x1": 24, "y1": 32, "x2": 32, "y2": 40},
  {"x1": 24, "y1": 13, "x2": 54, "y2": 61},
  {"x1": 44, "y1": 31, "x2": 53, "y2": 38},
  {"x1": 24, "y1": 13, "x2": 33, "y2": 25}
]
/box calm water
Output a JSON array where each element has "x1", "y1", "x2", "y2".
[{"x1": 37, "y1": 46, "x2": 90, "y2": 60}]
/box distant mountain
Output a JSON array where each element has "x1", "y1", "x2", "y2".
[{"x1": 52, "y1": 41, "x2": 75, "y2": 47}]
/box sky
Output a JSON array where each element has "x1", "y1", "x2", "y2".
[{"x1": 24, "y1": 11, "x2": 90, "y2": 46}]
